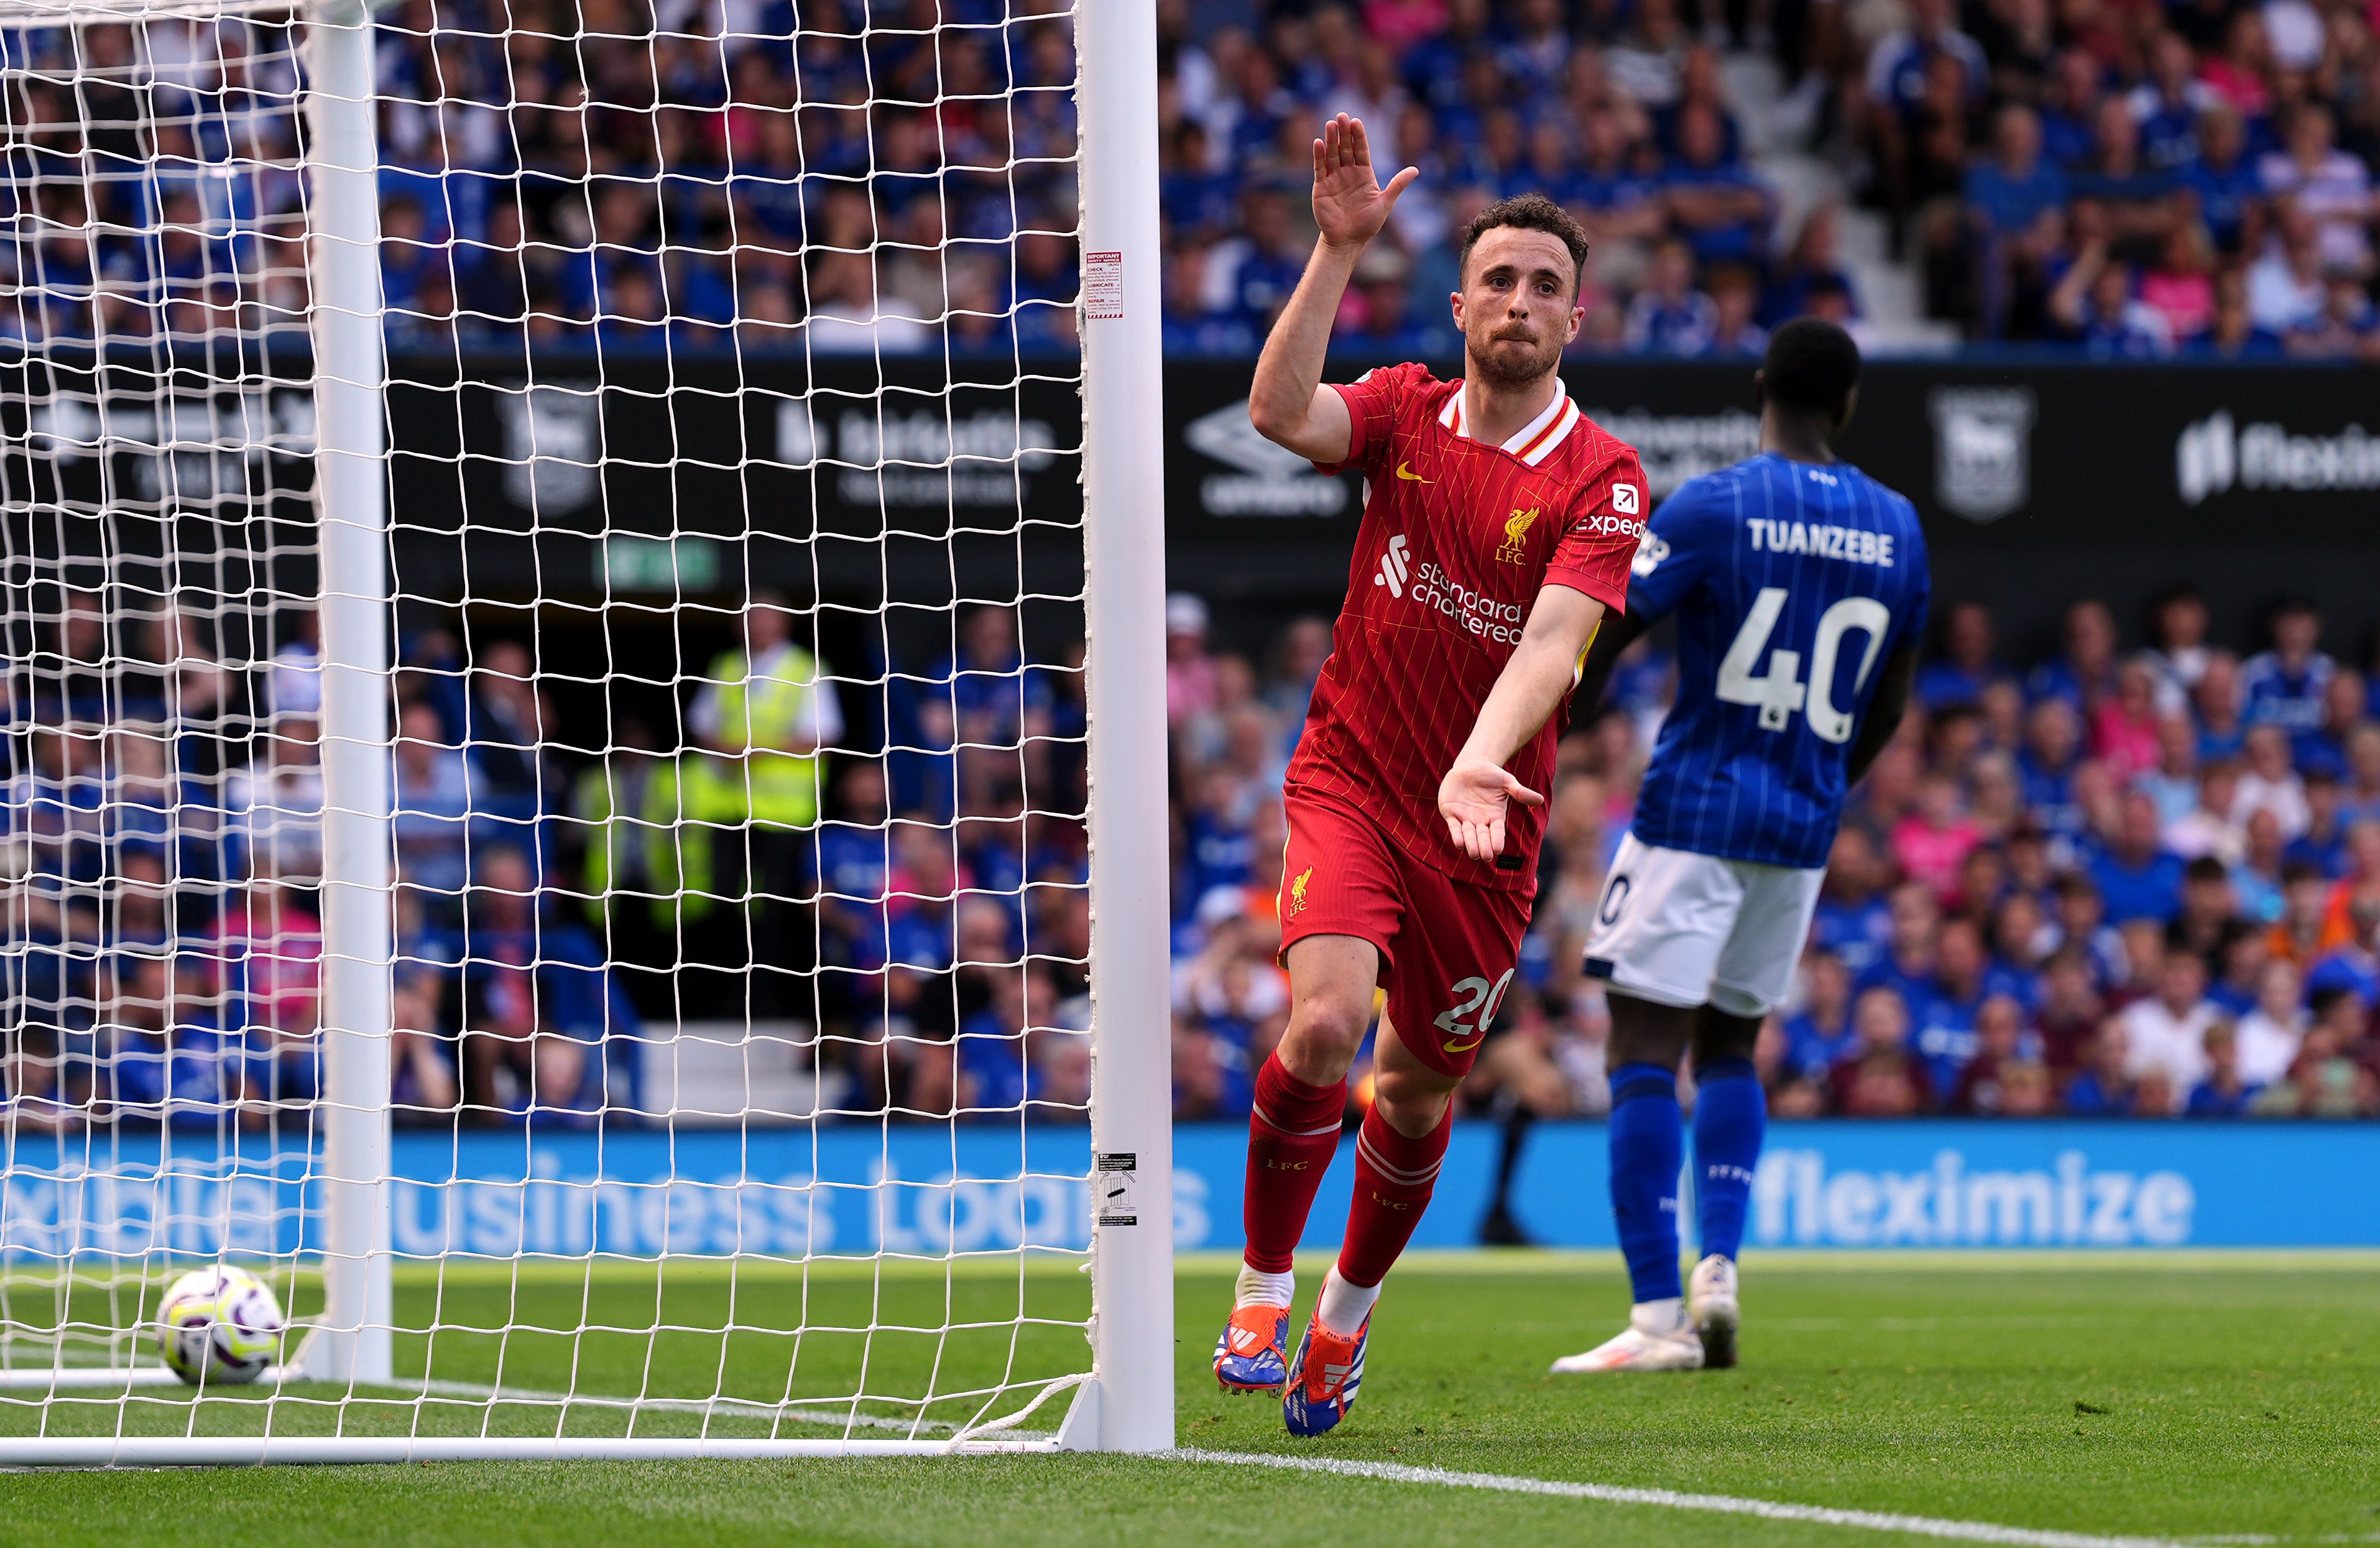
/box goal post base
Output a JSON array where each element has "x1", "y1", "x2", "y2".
[
  {"x1": 0, "y1": 1437, "x2": 1061, "y2": 1467},
  {"x1": 0, "y1": 1368, "x2": 209, "y2": 1391},
  {"x1": 1053, "y1": 1376, "x2": 1100, "y2": 1451}
]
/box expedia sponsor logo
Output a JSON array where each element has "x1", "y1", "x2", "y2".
[
  {"x1": 1584, "y1": 407, "x2": 1760, "y2": 497},
  {"x1": 2177, "y1": 410, "x2": 2380, "y2": 506},
  {"x1": 1585, "y1": 512, "x2": 1648, "y2": 540},
  {"x1": 1184, "y1": 400, "x2": 1350, "y2": 517},
  {"x1": 1928, "y1": 387, "x2": 2036, "y2": 523}
]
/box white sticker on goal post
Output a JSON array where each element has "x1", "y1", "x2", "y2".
[
  {"x1": 1084, "y1": 251, "x2": 1125, "y2": 320},
  {"x1": 1095, "y1": 1153, "x2": 1139, "y2": 1225}
]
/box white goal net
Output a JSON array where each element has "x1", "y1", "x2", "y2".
[{"x1": 0, "y1": 0, "x2": 1169, "y2": 1462}]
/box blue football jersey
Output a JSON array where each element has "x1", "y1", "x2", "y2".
[{"x1": 1625, "y1": 453, "x2": 1931, "y2": 869}]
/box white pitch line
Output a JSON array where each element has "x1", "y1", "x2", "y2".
[
  {"x1": 1172, "y1": 1449, "x2": 2189, "y2": 1548},
  {"x1": 399, "y1": 1377, "x2": 1056, "y2": 1443}
]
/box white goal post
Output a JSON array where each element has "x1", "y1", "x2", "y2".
[{"x1": 0, "y1": 0, "x2": 1168, "y2": 1462}]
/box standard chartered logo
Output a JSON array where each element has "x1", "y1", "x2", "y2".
[
  {"x1": 1373, "y1": 535, "x2": 1526, "y2": 643},
  {"x1": 1411, "y1": 560, "x2": 1526, "y2": 645},
  {"x1": 2177, "y1": 409, "x2": 2380, "y2": 505}
]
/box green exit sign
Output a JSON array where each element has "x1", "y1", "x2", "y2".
[{"x1": 601, "y1": 535, "x2": 720, "y2": 592}]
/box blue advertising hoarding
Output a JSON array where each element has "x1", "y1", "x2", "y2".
[
  {"x1": 1178, "y1": 1120, "x2": 2380, "y2": 1253},
  {"x1": 0, "y1": 1120, "x2": 2372, "y2": 1260}
]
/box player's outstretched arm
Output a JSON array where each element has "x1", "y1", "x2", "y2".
[
  {"x1": 1247, "y1": 113, "x2": 1418, "y2": 464},
  {"x1": 1567, "y1": 604, "x2": 1650, "y2": 717},
  {"x1": 1438, "y1": 584, "x2": 1608, "y2": 863}
]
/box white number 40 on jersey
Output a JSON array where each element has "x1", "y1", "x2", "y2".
[{"x1": 1715, "y1": 586, "x2": 1893, "y2": 744}]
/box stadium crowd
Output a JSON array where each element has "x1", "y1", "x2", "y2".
[
  {"x1": 10, "y1": 578, "x2": 2380, "y2": 1131},
  {"x1": 0, "y1": 589, "x2": 1101, "y2": 1131},
  {"x1": 1154, "y1": 0, "x2": 1833, "y2": 357},
  {"x1": 7, "y1": 1, "x2": 2372, "y2": 356},
  {"x1": 0, "y1": 3, "x2": 1087, "y2": 356},
  {"x1": 1906, "y1": 0, "x2": 2380, "y2": 348},
  {"x1": 1165, "y1": 587, "x2": 2380, "y2": 1124},
  {"x1": 1156, "y1": 0, "x2": 2380, "y2": 354},
  {"x1": 4, "y1": 600, "x2": 625, "y2": 1130}
]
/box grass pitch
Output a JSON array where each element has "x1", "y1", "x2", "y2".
[{"x1": 2, "y1": 1253, "x2": 2376, "y2": 1546}]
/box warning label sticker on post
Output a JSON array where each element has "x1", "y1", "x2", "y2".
[
  {"x1": 1095, "y1": 1152, "x2": 1137, "y2": 1225},
  {"x1": 1084, "y1": 251, "x2": 1123, "y2": 320}
]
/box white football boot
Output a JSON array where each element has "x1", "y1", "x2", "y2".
[
  {"x1": 1549, "y1": 1298, "x2": 1705, "y2": 1373},
  {"x1": 1688, "y1": 1254, "x2": 1740, "y2": 1370}
]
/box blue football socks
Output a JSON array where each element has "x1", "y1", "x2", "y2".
[
  {"x1": 1692, "y1": 1057, "x2": 1766, "y2": 1263},
  {"x1": 1607, "y1": 1062, "x2": 1684, "y2": 1304}
]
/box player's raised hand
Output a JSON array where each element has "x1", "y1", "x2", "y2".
[
  {"x1": 1312, "y1": 113, "x2": 1419, "y2": 254},
  {"x1": 1437, "y1": 755, "x2": 1545, "y2": 864}
]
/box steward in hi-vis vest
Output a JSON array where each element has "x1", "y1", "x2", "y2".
[{"x1": 650, "y1": 594, "x2": 843, "y2": 924}]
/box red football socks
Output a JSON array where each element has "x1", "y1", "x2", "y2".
[
  {"x1": 1335, "y1": 1100, "x2": 1452, "y2": 1288},
  {"x1": 1242, "y1": 1054, "x2": 1348, "y2": 1274}
]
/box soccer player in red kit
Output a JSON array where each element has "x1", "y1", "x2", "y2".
[{"x1": 1214, "y1": 114, "x2": 1648, "y2": 1437}]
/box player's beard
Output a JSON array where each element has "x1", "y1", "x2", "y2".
[{"x1": 1465, "y1": 321, "x2": 1564, "y2": 391}]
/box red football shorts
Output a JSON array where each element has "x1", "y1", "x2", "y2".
[{"x1": 1276, "y1": 791, "x2": 1532, "y2": 1080}]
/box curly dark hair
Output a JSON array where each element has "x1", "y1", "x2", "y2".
[
  {"x1": 1456, "y1": 193, "x2": 1592, "y2": 297},
  {"x1": 1761, "y1": 317, "x2": 1863, "y2": 417}
]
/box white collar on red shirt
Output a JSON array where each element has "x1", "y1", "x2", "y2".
[{"x1": 1437, "y1": 383, "x2": 1583, "y2": 467}]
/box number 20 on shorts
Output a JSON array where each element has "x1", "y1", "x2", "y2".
[{"x1": 1434, "y1": 969, "x2": 1516, "y2": 1055}]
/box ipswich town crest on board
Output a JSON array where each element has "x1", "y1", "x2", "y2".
[{"x1": 1927, "y1": 387, "x2": 2036, "y2": 523}]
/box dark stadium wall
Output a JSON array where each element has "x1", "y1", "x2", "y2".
[
  {"x1": 1160, "y1": 357, "x2": 2380, "y2": 669},
  {"x1": 18, "y1": 352, "x2": 2364, "y2": 670}
]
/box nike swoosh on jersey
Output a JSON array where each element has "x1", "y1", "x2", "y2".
[{"x1": 1395, "y1": 462, "x2": 1432, "y2": 482}]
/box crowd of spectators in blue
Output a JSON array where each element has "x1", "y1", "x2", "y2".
[
  {"x1": 7, "y1": 2, "x2": 2375, "y2": 1138},
  {"x1": 0, "y1": 599, "x2": 642, "y2": 1132},
  {"x1": 1901, "y1": 0, "x2": 2380, "y2": 349},
  {"x1": 1158, "y1": 0, "x2": 2380, "y2": 356},
  {"x1": 7, "y1": 1, "x2": 2371, "y2": 357},
  {"x1": 14, "y1": 576, "x2": 2376, "y2": 1136},
  {"x1": 1165, "y1": 587, "x2": 2380, "y2": 1122},
  {"x1": 1155, "y1": 0, "x2": 1836, "y2": 357},
  {"x1": 0, "y1": 3, "x2": 1085, "y2": 357},
  {"x1": 1, "y1": 590, "x2": 1099, "y2": 1132}
]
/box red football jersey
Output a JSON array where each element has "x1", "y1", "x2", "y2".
[{"x1": 1284, "y1": 362, "x2": 1648, "y2": 892}]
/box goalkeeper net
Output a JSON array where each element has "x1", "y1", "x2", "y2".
[{"x1": 0, "y1": 0, "x2": 1168, "y2": 1461}]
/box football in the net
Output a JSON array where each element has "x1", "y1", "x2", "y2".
[{"x1": 156, "y1": 1266, "x2": 285, "y2": 1386}]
